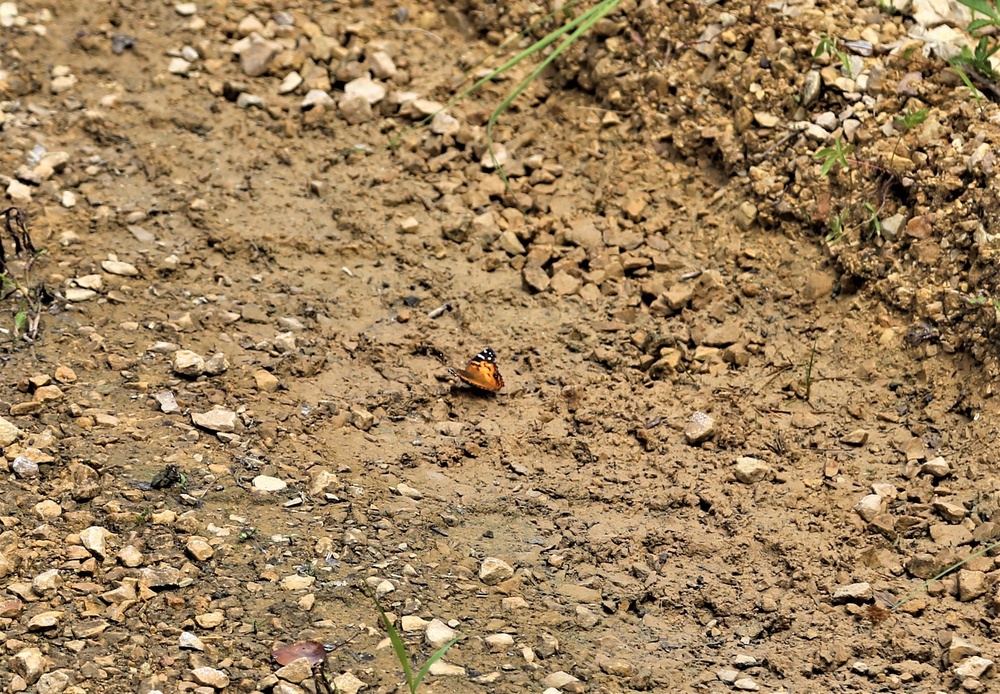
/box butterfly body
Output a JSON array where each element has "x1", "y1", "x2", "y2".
[{"x1": 450, "y1": 347, "x2": 504, "y2": 392}]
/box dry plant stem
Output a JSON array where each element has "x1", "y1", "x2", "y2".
[
  {"x1": 892, "y1": 539, "x2": 1000, "y2": 611},
  {"x1": 0, "y1": 207, "x2": 43, "y2": 342}
]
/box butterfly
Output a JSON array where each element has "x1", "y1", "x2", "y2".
[{"x1": 449, "y1": 347, "x2": 504, "y2": 392}]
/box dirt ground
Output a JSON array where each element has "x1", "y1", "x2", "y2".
[{"x1": 3, "y1": 0, "x2": 1000, "y2": 692}]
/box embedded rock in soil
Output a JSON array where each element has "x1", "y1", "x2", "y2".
[
  {"x1": 480, "y1": 557, "x2": 514, "y2": 585},
  {"x1": 684, "y1": 411, "x2": 716, "y2": 445},
  {"x1": 550, "y1": 271, "x2": 581, "y2": 296},
  {"x1": 275, "y1": 657, "x2": 314, "y2": 684},
  {"x1": 480, "y1": 143, "x2": 510, "y2": 170},
  {"x1": 191, "y1": 408, "x2": 237, "y2": 432},
  {"x1": 173, "y1": 350, "x2": 206, "y2": 377},
  {"x1": 558, "y1": 584, "x2": 602, "y2": 603},
  {"x1": 565, "y1": 219, "x2": 603, "y2": 248},
  {"x1": 401, "y1": 615, "x2": 429, "y2": 632},
  {"x1": 921, "y1": 456, "x2": 951, "y2": 478},
  {"x1": 832, "y1": 582, "x2": 872, "y2": 604},
  {"x1": 12, "y1": 456, "x2": 38, "y2": 478},
  {"x1": 344, "y1": 76, "x2": 386, "y2": 105},
  {"x1": 140, "y1": 565, "x2": 183, "y2": 589},
  {"x1": 350, "y1": 408, "x2": 374, "y2": 431},
  {"x1": 239, "y1": 37, "x2": 283, "y2": 77},
  {"x1": 427, "y1": 661, "x2": 465, "y2": 676},
  {"x1": 302, "y1": 89, "x2": 335, "y2": 110},
  {"x1": 27, "y1": 611, "x2": 63, "y2": 630},
  {"x1": 703, "y1": 323, "x2": 742, "y2": 347},
  {"x1": 179, "y1": 632, "x2": 205, "y2": 651},
  {"x1": 396, "y1": 482, "x2": 423, "y2": 499},
  {"x1": 204, "y1": 352, "x2": 230, "y2": 375},
  {"x1": 934, "y1": 499, "x2": 967, "y2": 522},
  {"x1": 840, "y1": 429, "x2": 869, "y2": 446},
  {"x1": 186, "y1": 537, "x2": 214, "y2": 561},
  {"x1": 854, "y1": 494, "x2": 884, "y2": 522},
  {"x1": 11, "y1": 647, "x2": 46, "y2": 684},
  {"x1": 36, "y1": 671, "x2": 71, "y2": 693},
  {"x1": 949, "y1": 636, "x2": 981, "y2": 664},
  {"x1": 718, "y1": 669, "x2": 739, "y2": 684},
  {"x1": 7, "y1": 180, "x2": 31, "y2": 205},
  {"x1": 154, "y1": 391, "x2": 181, "y2": 414},
  {"x1": 954, "y1": 656, "x2": 993, "y2": 679},
  {"x1": 733, "y1": 457, "x2": 772, "y2": 484},
  {"x1": 254, "y1": 369, "x2": 280, "y2": 392},
  {"x1": 957, "y1": 570, "x2": 988, "y2": 602},
  {"x1": 0, "y1": 416, "x2": 20, "y2": 446},
  {"x1": 331, "y1": 672, "x2": 366, "y2": 694},
  {"x1": 79, "y1": 526, "x2": 111, "y2": 559},
  {"x1": 191, "y1": 666, "x2": 230, "y2": 689},
  {"x1": 486, "y1": 633, "x2": 514, "y2": 652},
  {"x1": 279, "y1": 72, "x2": 303, "y2": 94},
  {"x1": 31, "y1": 569, "x2": 60, "y2": 595},
  {"x1": 101, "y1": 259, "x2": 139, "y2": 276},
  {"x1": 929, "y1": 523, "x2": 972, "y2": 546},
  {"x1": 340, "y1": 94, "x2": 374, "y2": 124},
  {"x1": 253, "y1": 475, "x2": 287, "y2": 492},
  {"x1": 543, "y1": 671, "x2": 580, "y2": 688},
  {"x1": 523, "y1": 266, "x2": 550, "y2": 292},
  {"x1": 425, "y1": 619, "x2": 458, "y2": 649}
]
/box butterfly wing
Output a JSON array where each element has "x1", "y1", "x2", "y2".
[{"x1": 451, "y1": 348, "x2": 504, "y2": 392}]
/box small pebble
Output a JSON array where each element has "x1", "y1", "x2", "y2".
[
  {"x1": 480, "y1": 557, "x2": 514, "y2": 586},
  {"x1": 425, "y1": 619, "x2": 457, "y2": 649},
  {"x1": 832, "y1": 582, "x2": 872, "y2": 604},
  {"x1": 191, "y1": 408, "x2": 237, "y2": 432},
  {"x1": 252, "y1": 475, "x2": 287, "y2": 492},
  {"x1": 733, "y1": 456, "x2": 772, "y2": 484},
  {"x1": 684, "y1": 411, "x2": 716, "y2": 445}
]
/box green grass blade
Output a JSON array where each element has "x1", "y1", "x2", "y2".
[
  {"x1": 412, "y1": 635, "x2": 462, "y2": 691},
  {"x1": 485, "y1": 0, "x2": 622, "y2": 181},
  {"x1": 465, "y1": 0, "x2": 590, "y2": 77},
  {"x1": 947, "y1": 60, "x2": 984, "y2": 105},
  {"x1": 892, "y1": 539, "x2": 1000, "y2": 610},
  {"x1": 367, "y1": 588, "x2": 414, "y2": 690},
  {"x1": 388, "y1": 5, "x2": 595, "y2": 149},
  {"x1": 390, "y1": 0, "x2": 623, "y2": 179},
  {"x1": 448, "y1": 3, "x2": 598, "y2": 111},
  {"x1": 957, "y1": 0, "x2": 1000, "y2": 22}
]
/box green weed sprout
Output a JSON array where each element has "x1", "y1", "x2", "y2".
[
  {"x1": 814, "y1": 138, "x2": 853, "y2": 177},
  {"x1": 0, "y1": 207, "x2": 45, "y2": 343},
  {"x1": 814, "y1": 34, "x2": 853, "y2": 77},
  {"x1": 825, "y1": 212, "x2": 845, "y2": 245},
  {"x1": 895, "y1": 107, "x2": 928, "y2": 133},
  {"x1": 877, "y1": 0, "x2": 901, "y2": 14},
  {"x1": 950, "y1": 0, "x2": 1000, "y2": 103},
  {"x1": 366, "y1": 585, "x2": 461, "y2": 693},
  {"x1": 393, "y1": 0, "x2": 622, "y2": 188},
  {"x1": 951, "y1": 36, "x2": 1000, "y2": 81},
  {"x1": 863, "y1": 202, "x2": 882, "y2": 239},
  {"x1": 957, "y1": 0, "x2": 1000, "y2": 33}
]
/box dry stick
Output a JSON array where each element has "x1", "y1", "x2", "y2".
[
  {"x1": 752, "y1": 131, "x2": 801, "y2": 164},
  {"x1": 380, "y1": 27, "x2": 444, "y2": 43},
  {"x1": 804, "y1": 339, "x2": 818, "y2": 401}
]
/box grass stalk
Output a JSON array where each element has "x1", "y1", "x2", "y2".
[{"x1": 364, "y1": 584, "x2": 461, "y2": 694}]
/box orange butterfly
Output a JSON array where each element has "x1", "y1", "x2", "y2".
[{"x1": 449, "y1": 347, "x2": 504, "y2": 392}]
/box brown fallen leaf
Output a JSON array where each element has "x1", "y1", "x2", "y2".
[{"x1": 272, "y1": 640, "x2": 327, "y2": 667}]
